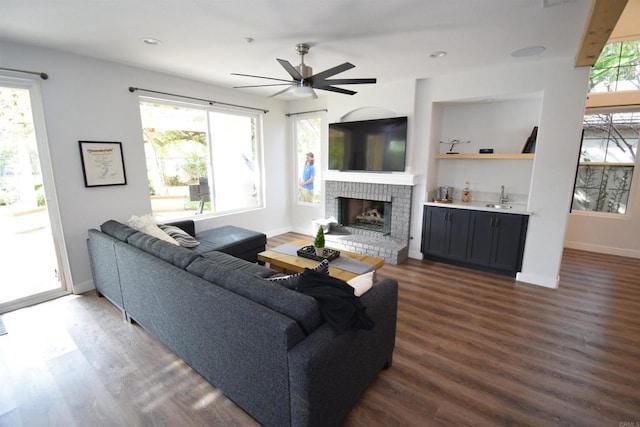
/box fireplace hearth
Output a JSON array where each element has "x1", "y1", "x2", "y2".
[{"x1": 325, "y1": 180, "x2": 414, "y2": 264}]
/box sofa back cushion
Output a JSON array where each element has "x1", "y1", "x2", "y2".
[
  {"x1": 127, "y1": 231, "x2": 200, "y2": 270},
  {"x1": 100, "y1": 220, "x2": 138, "y2": 242},
  {"x1": 187, "y1": 257, "x2": 322, "y2": 335}
]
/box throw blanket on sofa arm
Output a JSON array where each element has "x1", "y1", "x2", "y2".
[{"x1": 295, "y1": 269, "x2": 375, "y2": 334}]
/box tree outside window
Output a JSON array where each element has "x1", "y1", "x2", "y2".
[
  {"x1": 589, "y1": 40, "x2": 640, "y2": 93},
  {"x1": 572, "y1": 112, "x2": 638, "y2": 214},
  {"x1": 140, "y1": 100, "x2": 262, "y2": 220}
]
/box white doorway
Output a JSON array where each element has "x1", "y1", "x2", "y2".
[{"x1": 0, "y1": 77, "x2": 70, "y2": 313}]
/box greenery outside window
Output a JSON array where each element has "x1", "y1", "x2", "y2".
[
  {"x1": 140, "y1": 99, "x2": 262, "y2": 220},
  {"x1": 589, "y1": 40, "x2": 640, "y2": 93},
  {"x1": 294, "y1": 114, "x2": 322, "y2": 205},
  {"x1": 572, "y1": 112, "x2": 638, "y2": 214}
]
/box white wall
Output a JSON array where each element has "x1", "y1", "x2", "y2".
[
  {"x1": 437, "y1": 98, "x2": 541, "y2": 199},
  {"x1": 413, "y1": 58, "x2": 590, "y2": 288},
  {"x1": 563, "y1": 93, "x2": 640, "y2": 259},
  {"x1": 1, "y1": 40, "x2": 290, "y2": 293}
]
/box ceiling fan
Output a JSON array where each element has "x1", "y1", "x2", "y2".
[{"x1": 232, "y1": 43, "x2": 376, "y2": 98}]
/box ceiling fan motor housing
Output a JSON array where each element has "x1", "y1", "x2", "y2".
[{"x1": 297, "y1": 64, "x2": 313, "y2": 79}]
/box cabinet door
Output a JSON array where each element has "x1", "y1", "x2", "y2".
[
  {"x1": 491, "y1": 213, "x2": 527, "y2": 272},
  {"x1": 422, "y1": 206, "x2": 449, "y2": 257},
  {"x1": 466, "y1": 211, "x2": 494, "y2": 265},
  {"x1": 446, "y1": 208, "x2": 470, "y2": 261}
]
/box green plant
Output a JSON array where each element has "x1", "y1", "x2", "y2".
[
  {"x1": 164, "y1": 175, "x2": 181, "y2": 186},
  {"x1": 181, "y1": 154, "x2": 207, "y2": 184},
  {"x1": 314, "y1": 226, "x2": 325, "y2": 248}
]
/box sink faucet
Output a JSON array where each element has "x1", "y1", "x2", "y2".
[{"x1": 500, "y1": 185, "x2": 509, "y2": 204}]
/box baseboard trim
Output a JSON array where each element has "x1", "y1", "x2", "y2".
[
  {"x1": 564, "y1": 241, "x2": 640, "y2": 259},
  {"x1": 289, "y1": 226, "x2": 312, "y2": 236},
  {"x1": 72, "y1": 279, "x2": 95, "y2": 294},
  {"x1": 515, "y1": 272, "x2": 559, "y2": 289},
  {"x1": 408, "y1": 249, "x2": 423, "y2": 260},
  {"x1": 266, "y1": 226, "x2": 295, "y2": 238}
]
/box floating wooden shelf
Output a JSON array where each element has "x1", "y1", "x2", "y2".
[{"x1": 436, "y1": 153, "x2": 535, "y2": 160}]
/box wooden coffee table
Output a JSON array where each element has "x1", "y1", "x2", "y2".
[{"x1": 258, "y1": 239, "x2": 384, "y2": 281}]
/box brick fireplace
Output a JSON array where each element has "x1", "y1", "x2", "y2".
[{"x1": 324, "y1": 180, "x2": 414, "y2": 264}]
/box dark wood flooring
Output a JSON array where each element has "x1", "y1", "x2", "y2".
[{"x1": 1, "y1": 232, "x2": 639, "y2": 426}]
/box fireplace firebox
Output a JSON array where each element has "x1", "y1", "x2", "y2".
[{"x1": 337, "y1": 197, "x2": 392, "y2": 235}]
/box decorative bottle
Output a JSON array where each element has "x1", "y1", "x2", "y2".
[{"x1": 462, "y1": 181, "x2": 471, "y2": 202}]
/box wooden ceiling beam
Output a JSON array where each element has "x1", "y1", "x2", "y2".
[{"x1": 575, "y1": 0, "x2": 629, "y2": 67}]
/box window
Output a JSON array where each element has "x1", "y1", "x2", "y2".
[
  {"x1": 294, "y1": 114, "x2": 322, "y2": 205},
  {"x1": 572, "y1": 111, "x2": 638, "y2": 214},
  {"x1": 589, "y1": 40, "x2": 640, "y2": 93},
  {"x1": 140, "y1": 99, "x2": 262, "y2": 220}
]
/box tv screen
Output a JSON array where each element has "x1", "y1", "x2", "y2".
[{"x1": 328, "y1": 116, "x2": 407, "y2": 172}]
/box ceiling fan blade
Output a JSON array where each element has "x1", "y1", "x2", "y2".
[
  {"x1": 269, "y1": 86, "x2": 294, "y2": 98},
  {"x1": 231, "y1": 72, "x2": 293, "y2": 83},
  {"x1": 276, "y1": 59, "x2": 303, "y2": 80},
  {"x1": 316, "y1": 86, "x2": 357, "y2": 96},
  {"x1": 309, "y1": 62, "x2": 355, "y2": 82},
  {"x1": 315, "y1": 78, "x2": 377, "y2": 86},
  {"x1": 234, "y1": 83, "x2": 292, "y2": 88}
]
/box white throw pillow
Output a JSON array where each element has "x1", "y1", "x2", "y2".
[
  {"x1": 128, "y1": 214, "x2": 179, "y2": 245},
  {"x1": 347, "y1": 271, "x2": 375, "y2": 296}
]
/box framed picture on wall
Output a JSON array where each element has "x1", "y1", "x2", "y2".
[{"x1": 78, "y1": 141, "x2": 127, "y2": 187}]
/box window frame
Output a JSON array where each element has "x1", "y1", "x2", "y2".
[
  {"x1": 292, "y1": 112, "x2": 325, "y2": 206},
  {"x1": 571, "y1": 107, "x2": 639, "y2": 217},
  {"x1": 139, "y1": 96, "x2": 264, "y2": 220}
]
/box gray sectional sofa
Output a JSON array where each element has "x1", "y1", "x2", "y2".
[{"x1": 87, "y1": 219, "x2": 398, "y2": 427}]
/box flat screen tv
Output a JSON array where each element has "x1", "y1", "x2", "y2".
[{"x1": 328, "y1": 116, "x2": 407, "y2": 172}]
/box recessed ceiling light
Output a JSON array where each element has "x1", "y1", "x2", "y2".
[
  {"x1": 510, "y1": 45, "x2": 545, "y2": 57},
  {"x1": 142, "y1": 38, "x2": 163, "y2": 46},
  {"x1": 430, "y1": 51, "x2": 447, "y2": 58}
]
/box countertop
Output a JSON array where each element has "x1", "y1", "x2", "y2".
[{"x1": 423, "y1": 199, "x2": 532, "y2": 215}]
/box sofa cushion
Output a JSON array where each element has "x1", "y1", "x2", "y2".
[
  {"x1": 202, "y1": 251, "x2": 278, "y2": 277},
  {"x1": 187, "y1": 257, "x2": 322, "y2": 335},
  {"x1": 159, "y1": 224, "x2": 200, "y2": 248},
  {"x1": 100, "y1": 220, "x2": 137, "y2": 242},
  {"x1": 194, "y1": 225, "x2": 266, "y2": 257},
  {"x1": 127, "y1": 232, "x2": 201, "y2": 270}
]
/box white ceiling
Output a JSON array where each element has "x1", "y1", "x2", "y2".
[{"x1": 0, "y1": 0, "x2": 596, "y2": 98}]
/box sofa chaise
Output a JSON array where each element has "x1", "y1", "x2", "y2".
[{"x1": 87, "y1": 219, "x2": 398, "y2": 427}]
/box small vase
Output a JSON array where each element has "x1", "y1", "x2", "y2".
[{"x1": 315, "y1": 247, "x2": 324, "y2": 257}]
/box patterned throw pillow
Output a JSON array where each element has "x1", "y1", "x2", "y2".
[
  {"x1": 158, "y1": 224, "x2": 200, "y2": 248},
  {"x1": 128, "y1": 214, "x2": 179, "y2": 245},
  {"x1": 266, "y1": 259, "x2": 330, "y2": 289}
]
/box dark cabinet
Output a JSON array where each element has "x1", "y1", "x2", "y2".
[
  {"x1": 467, "y1": 211, "x2": 528, "y2": 273},
  {"x1": 422, "y1": 205, "x2": 528, "y2": 276},
  {"x1": 421, "y1": 206, "x2": 470, "y2": 262}
]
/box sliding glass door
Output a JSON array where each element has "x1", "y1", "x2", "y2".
[{"x1": 0, "y1": 78, "x2": 69, "y2": 313}]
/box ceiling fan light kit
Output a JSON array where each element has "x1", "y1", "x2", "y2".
[{"x1": 232, "y1": 42, "x2": 376, "y2": 98}]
